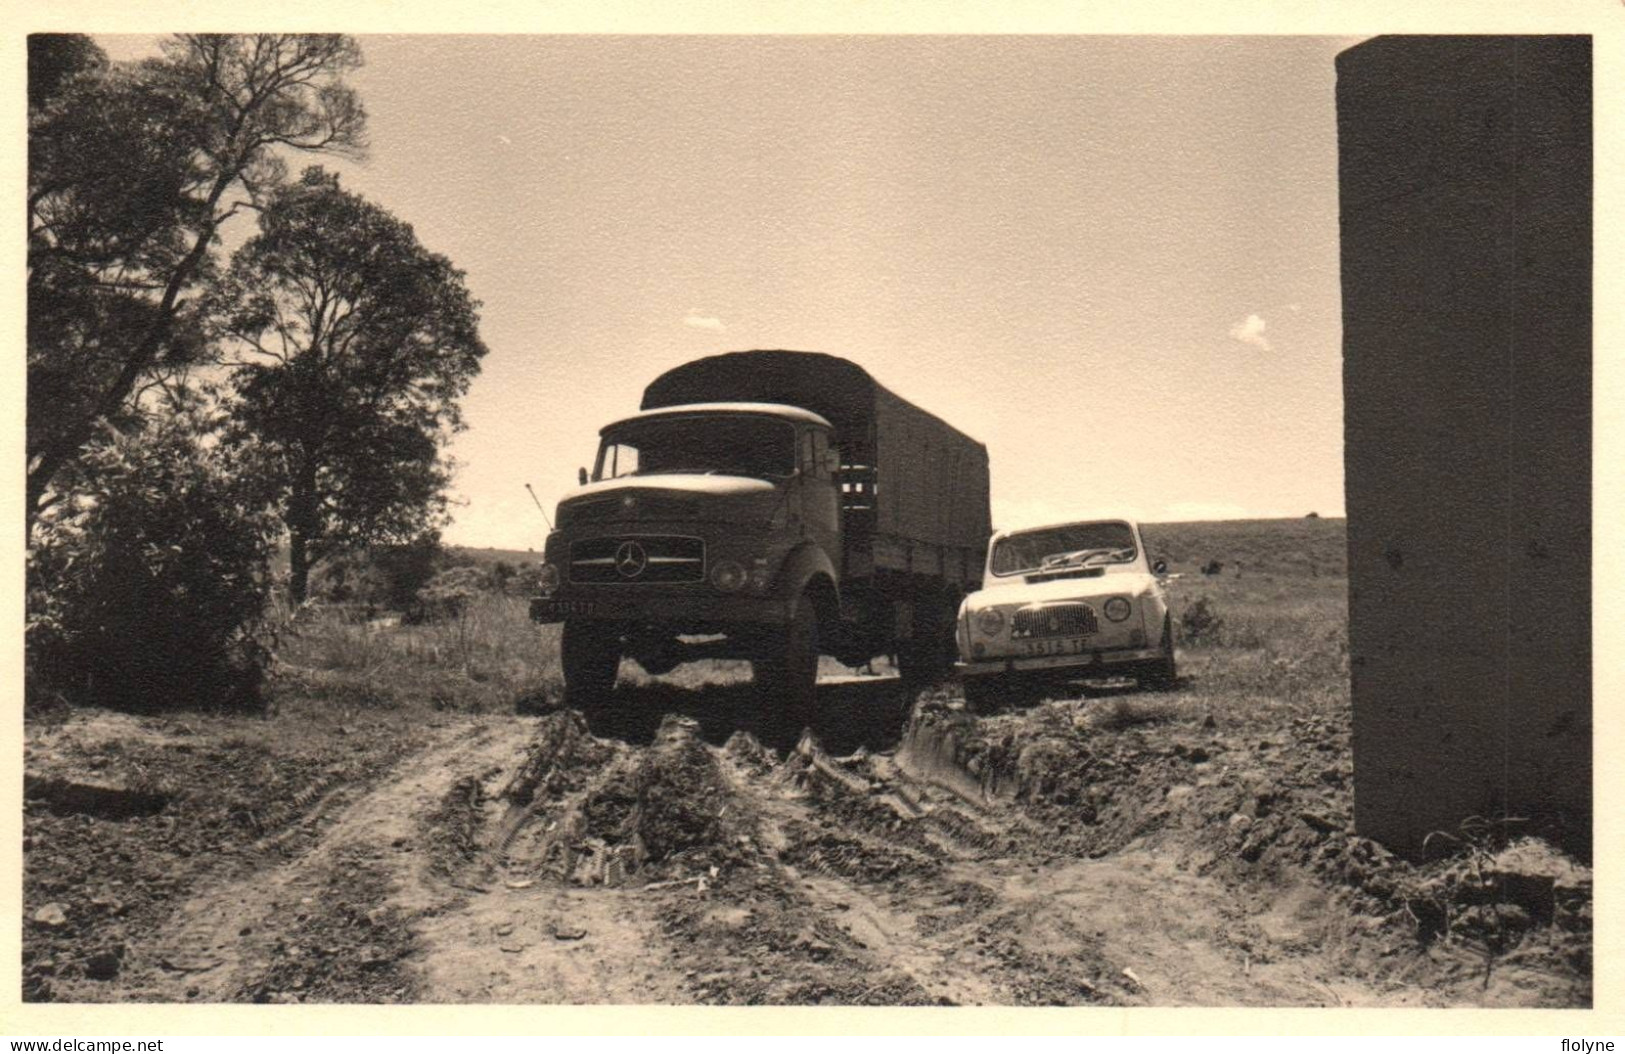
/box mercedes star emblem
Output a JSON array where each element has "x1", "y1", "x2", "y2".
[{"x1": 614, "y1": 540, "x2": 648, "y2": 578}]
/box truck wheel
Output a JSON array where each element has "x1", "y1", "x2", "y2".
[
  {"x1": 897, "y1": 592, "x2": 955, "y2": 693},
  {"x1": 961, "y1": 675, "x2": 999, "y2": 714},
  {"x1": 754, "y1": 591, "x2": 819, "y2": 747},
  {"x1": 1138, "y1": 616, "x2": 1178, "y2": 692},
  {"x1": 561, "y1": 620, "x2": 621, "y2": 710}
]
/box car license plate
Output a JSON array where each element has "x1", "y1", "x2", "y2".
[
  {"x1": 1021, "y1": 637, "x2": 1092, "y2": 657},
  {"x1": 530, "y1": 598, "x2": 597, "y2": 622}
]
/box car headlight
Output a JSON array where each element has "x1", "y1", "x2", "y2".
[
  {"x1": 1104, "y1": 596, "x2": 1132, "y2": 622},
  {"x1": 536, "y1": 563, "x2": 561, "y2": 596},
  {"x1": 710, "y1": 559, "x2": 747, "y2": 592},
  {"x1": 975, "y1": 607, "x2": 1006, "y2": 636}
]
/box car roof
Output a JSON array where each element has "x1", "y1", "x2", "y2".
[{"x1": 601, "y1": 402, "x2": 834, "y2": 433}]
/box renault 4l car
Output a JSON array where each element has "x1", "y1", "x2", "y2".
[{"x1": 955, "y1": 518, "x2": 1176, "y2": 710}]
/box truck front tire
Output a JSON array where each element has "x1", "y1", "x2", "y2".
[
  {"x1": 753, "y1": 591, "x2": 819, "y2": 747},
  {"x1": 561, "y1": 620, "x2": 622, "y2": 710}
]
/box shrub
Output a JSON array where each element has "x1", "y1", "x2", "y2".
[
  {"x1": 415, "y1": 565, "x2": 487, "y2": 624},
  {"x1": 1179, "y1": 596, "x2": 1226, "y2": 645},
  {"x1": 308, "y1": 535, "x2": 444, "y2": 614},
  {"x1": 27, "y1": 415, "x2": 279, "y2": 713}
]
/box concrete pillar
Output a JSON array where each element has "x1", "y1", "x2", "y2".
[{"x1": 1337, "y1": 36, "x2": 1591, "y2": 859}]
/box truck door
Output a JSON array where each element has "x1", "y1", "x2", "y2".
[{"x1": 800, "y1": 428, "x2": 841, "y2": 554}]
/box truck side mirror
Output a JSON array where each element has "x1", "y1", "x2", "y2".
[
  {"x1": 1153, "y1": 559, "x2": 1168, "y2": 575},
  {"x1": 578, "y1": 467, "x2": 589, "y2": 486},
  {"x1": 821, "y1": 449, "x2": 841, "y2": 476}
]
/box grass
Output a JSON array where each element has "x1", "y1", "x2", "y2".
[
  {"x1": 272, "y1": 518, "x2": 1351, "y2": 724},
  {"x1": 272, "y1": 593, "x2": 562, "y2": 714}
]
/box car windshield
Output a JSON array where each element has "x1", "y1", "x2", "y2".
[
  {"x1": 595, "y1": 414, "x2": 797, "y2": 481},
  {"x1": 991, "y1": 522, "x2": 1138, "y2": 576}
]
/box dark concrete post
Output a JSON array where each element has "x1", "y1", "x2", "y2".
[{"x1": 1337, "y1": 36, "x2": 1591, "y2": 859}]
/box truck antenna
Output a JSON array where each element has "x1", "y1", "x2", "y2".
[{"x1": 524, "y1": 483, "x2": 553, "y2": 531}]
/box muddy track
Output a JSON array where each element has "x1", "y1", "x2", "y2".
[{"x1": 64, "y1": 694, "x2": 1582, "y2": 1006}]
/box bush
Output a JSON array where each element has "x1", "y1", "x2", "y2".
[
  {"x1": 1179, "y1": 596, "x2": 1226, "y2": 646},
  {"x1": 27, "y1": 416, "x2": 279, "y2": 713},
  {"x1": 414, "y1": 565, "x2": 487, "y2": 624},
  {"x1": 308, "y1": 535, "x2": 444, "y2": 614}
]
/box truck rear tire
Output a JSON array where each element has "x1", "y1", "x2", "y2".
[
  {"x1": 897, "y1": 590, "x2": 956, "y2": 692},
  {"x1": 561, "y1": 620, "x2": 622, "y2": 710},
  {"x1": 753, "y1": 592, "x2": 819, "y2": 748},
  {"x1": 961, "y1": 675, "x2": 999, "y2": 714}
]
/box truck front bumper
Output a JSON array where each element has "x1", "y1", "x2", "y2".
[
  {"x1": 529, "y1": 593, "x2": 790, "y2": 626},
  {"x1": 956, "y1": 646, "x2": 1162, "y2": 678}
]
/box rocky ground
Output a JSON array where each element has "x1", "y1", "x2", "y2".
[{"x1": 22, "y1": 673, "x2": 1591, "y2": 1007}]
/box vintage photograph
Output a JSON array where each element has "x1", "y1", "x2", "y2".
[{"x1": 21, "y1": 31, "x2": 1592, "y2": 1011}]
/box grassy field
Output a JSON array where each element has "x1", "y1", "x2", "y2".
[{"x1": 278, "y1": 517, "x2": 1350, "y2": 719}]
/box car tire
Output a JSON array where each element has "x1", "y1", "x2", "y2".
[
  {"x1": 754, "y1": 591, "x2": 820, "y2": 748},
  {"x1": 561, "y1": 620, "x2": 621, "y2": 711},
  {"x1": 1138, "y1": 616, "x2": 1178, "y2": 692}
]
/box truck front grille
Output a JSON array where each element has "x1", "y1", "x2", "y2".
[
  {"x1": 569, "y1": 535, "x2": 705, "y2": 584},
  {"x1": 1011, "y1": 603, "x2": 1098, "y2": 639}
]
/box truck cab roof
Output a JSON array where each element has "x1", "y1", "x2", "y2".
[{"x1": 600, "y1": 401, "x2": 834, "y2": 434}]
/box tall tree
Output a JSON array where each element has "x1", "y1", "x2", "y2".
[
  {"x1": 214, "y1": 168, "x2": 489, "y2": 602},
  {"x1": 27, "y1": 34, "x2": 367, "y2": 532}
]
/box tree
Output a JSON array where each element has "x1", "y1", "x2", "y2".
[
  {"x1": 215, "y1": 168, "x2": 489, "y2": 603},
  {"x1": 27, "y1": 34, "x2": 367, "y2": 532}
]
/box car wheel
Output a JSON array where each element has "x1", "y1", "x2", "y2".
[
  {"x1": 754, "y1": 590, "x2": 820, "y2": 748},
  {"x1": 561, "y1": 620, "x2": 621, "y2": 711},
  {"x1": 1139, "y1": 615, "x2": 1178, "y2": 692}
]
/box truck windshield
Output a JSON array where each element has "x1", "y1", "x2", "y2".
[
  {"x1": 595, "y1": 414, "x2": 797, "y2": 481},
  {"x1": 991, "y1": 522, "x2": 1138, "y2": 576}
]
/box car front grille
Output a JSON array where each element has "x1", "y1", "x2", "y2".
[
  {"x1": 1011, "y1": 603, "x2": 1098, "y2": 639},
  {"x1": 569, "y1": 535, "x2": 705, "y2": 584}
]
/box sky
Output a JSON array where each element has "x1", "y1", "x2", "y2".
[{"x1": 99, "y1": 34, "x2": 1361, "y2": 550}]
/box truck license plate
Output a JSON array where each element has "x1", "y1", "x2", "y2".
[
  {"x1": 1021, "y1": 637, "x2": 1092, "y2": 657},
  {"x1": 530, "y1": 599, "x2": 597, "y2": 622}
]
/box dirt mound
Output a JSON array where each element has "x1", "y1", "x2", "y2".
[
  {"x1": 500, "y1": 709, "x2": 612, "y2": 805},
  {"x1": 498, "y1": 712, "x2": 752, "y2": 888},
  {"x1": 899, "y1": 698, "x2": 1102, "y2": 809}
]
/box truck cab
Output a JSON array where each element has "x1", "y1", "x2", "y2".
[
  {"x1": 535, "y1": 402, "x2": 840, "y2": 634},
  {"x1": 530, "y1": 350, "x2": 990, "y2": 743}
]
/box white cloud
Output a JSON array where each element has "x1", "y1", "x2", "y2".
[
  {"x1": 1228, "y1": 313, "x2": 1272, "y2": 351},
  {"x1": 683, "y1": 309, "x2": 726, "y2": 332}
]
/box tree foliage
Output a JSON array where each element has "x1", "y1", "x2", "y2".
[
  {"x1": 26, "y1": 34, "x2": 367, "y2": 529},
  {"x1": 26, "y1": 402, "x2": 281, "y2": 713},
  {"x1": 215, "y1": 168, "x2": 489, "y2": 601}
]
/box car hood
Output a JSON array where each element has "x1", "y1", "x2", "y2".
[{"x1": 965, "y1": 571, "x2": 1162, "y2": 609}]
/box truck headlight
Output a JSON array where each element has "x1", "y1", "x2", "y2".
[
  {"x1": 1105, "y1": 597, "x2": 1131, "y2": 622},
  {"x1": 536, "y1": 563, "x2": 561, "y2": 596},
  {"x1": 710, "y1": 559, "x2": 747, "y2": 592},
  {"x1": 975, "y1": 607, "x2": 1006, "y2": 636}
]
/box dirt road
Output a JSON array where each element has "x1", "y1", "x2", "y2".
[{"x1": 23, "y1": 673, "x2": 1591, "y2": 1008}]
